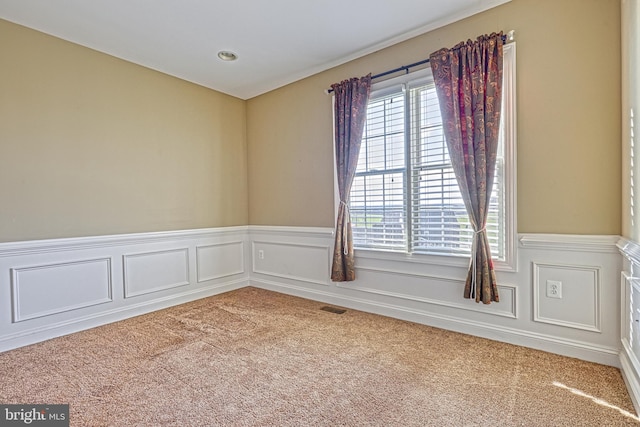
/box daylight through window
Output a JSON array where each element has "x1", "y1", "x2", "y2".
[{"x1": 348, "y1": 44, "x2": 515, "y2": 261}]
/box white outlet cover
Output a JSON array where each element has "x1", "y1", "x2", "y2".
[{"x1": 546, "y1": 280, "x2": 563, "y2": 299}]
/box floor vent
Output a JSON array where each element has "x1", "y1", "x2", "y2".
[{"x1": 320, "y1": 306, "x2": 346, "y2": 314}]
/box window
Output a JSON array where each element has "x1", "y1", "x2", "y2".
[{"x1": 347, "y1": 43, "x2": 516, "y2": 268}]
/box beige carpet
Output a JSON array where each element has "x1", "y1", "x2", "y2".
[{"x1": 0, "y1": 287, "x2": 637, "y2": 426}]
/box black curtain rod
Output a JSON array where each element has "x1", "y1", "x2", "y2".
[
  {"x1": 370, "y1": 57, "x2": 431, "y2": 81},
  {"x1": 326, "y1": 32, "x2": 512, "y2": 94}
]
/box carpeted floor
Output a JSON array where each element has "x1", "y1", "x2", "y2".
[{"x1": 0, "y1": 287, "x2": 637, "y2": 426}]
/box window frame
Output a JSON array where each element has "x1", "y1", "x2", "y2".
[{"x1": 333, "y1": 43, "x2": 517, "y2": 272}]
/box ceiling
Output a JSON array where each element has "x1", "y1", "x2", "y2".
[{"x1": 0, "y1": 0, "x2": 510, "y2": 99}]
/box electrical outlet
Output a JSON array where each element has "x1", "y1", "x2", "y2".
[
  {"x1": 258, "y1": 250, "x2": 264, "y2": 260},
  {"x1": 546, "y1": 280, "x2": 562, "y2": 299}
]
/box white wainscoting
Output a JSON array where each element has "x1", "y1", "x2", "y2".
[
  {"x1": 0, "y1": 225, "x2": 625, "y2": 372},
  {"x1": 249, "y1": 226, "x2": 622, "y2": 367},
  {"x1": 0, "y1": 227, "x2": 249, "y2": 352},
  {"x1": 618, "y1": 238, "x2": 640, "y2": 413}
]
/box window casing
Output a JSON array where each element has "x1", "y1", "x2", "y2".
[{"x1": 343, "y1": 43, "x2": 516, "y2": 270}]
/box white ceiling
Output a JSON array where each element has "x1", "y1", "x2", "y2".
[{"x1": 0, "y1": 0, "x2": 510, "y2": 99}]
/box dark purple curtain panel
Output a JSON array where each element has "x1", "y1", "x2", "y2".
[
  {"x1": 429, "y1": 33, "x2": 504, "y2": 303},
  {"x1": 330, "y1": 75, "x2": 371, "y2": 282}
]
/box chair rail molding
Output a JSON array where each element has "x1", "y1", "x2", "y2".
[{"x1": 520, "y1": 234, "x2": 620, "y2": 253}]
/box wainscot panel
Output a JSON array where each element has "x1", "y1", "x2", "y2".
[
  {"x1": 196, "y1": 242, "x2": 245, "y2": 282},
  {"x1": 532, "y1": 262, "x2": 601, "y2": 332},
  {"x1": 123, "y1": 248, "x2": 190, "y2": 298},
  {"x1": 340, "y1": 266, "x2": 517, "y2": 319},
  {"x1": 0, "y1": 227, "x2": 249, "y2": 352},
  {"x1": 252, "y1": 240, "x2": 330, "y2": 287},
  {"x1": 250, "y1": 227, "x2": 622, "y2": 367},
  {"x1": 11, "y1": 257, "x2": 113, "y2": 322}
]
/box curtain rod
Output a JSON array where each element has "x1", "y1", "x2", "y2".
[{"x1": 326, "y1": 30, "x2": 515, "y2": 94}]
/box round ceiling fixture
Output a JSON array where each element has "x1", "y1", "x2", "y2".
[{"x1": 217, "y1": 51, "x2": 238, "y2": 62}]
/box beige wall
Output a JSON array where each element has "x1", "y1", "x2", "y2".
[
  {"x1": 247, "y1": 0, "x2": 622, "y2": 235},
  {"x1": 0, "y1": 19, "x2": 248, "y2": 242},
  {"x1": 0, "y1": 0, "x2": 623, "y2": 241}
]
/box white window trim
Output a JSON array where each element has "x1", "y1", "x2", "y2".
[
  {"x1": 500, "y1": 42, "x2": 517, "y2": 272},
  {"x1": 332, "y1": 43, "x2": 517, "y2": 273}
]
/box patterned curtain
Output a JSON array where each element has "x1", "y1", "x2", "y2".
[
  {"x1": 330, "y1": 75, "x2": 372, "y2": 282},
  {"x1": 429, "y1": 33, "x2": 504, "y2": 304}
]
